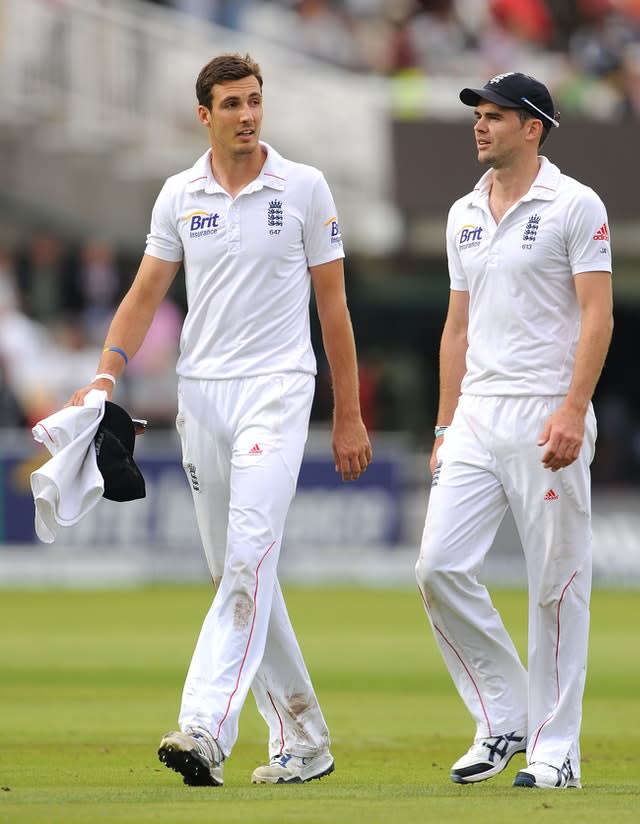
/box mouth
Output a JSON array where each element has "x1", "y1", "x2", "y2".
[{"x1": 237, "y1": 129, "x2": 255, "y2": 139}]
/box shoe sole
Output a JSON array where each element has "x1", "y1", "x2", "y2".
[
  {"x1": 513, "y1": 771, "x2": 582, "y2": 790},
  {"x1": 158, "y1": 744, "x2": 222, "y2": 787},
  {"x1": 512, "y1": 771, "x2": 537, "y2": 788},
  {"x1": 451, "y1": 746, "x2": 526, "y2": 785},
  {"x1": 252, "y1": 760, "x2": 335, "y2": 784}
]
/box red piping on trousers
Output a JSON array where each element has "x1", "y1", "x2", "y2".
[
  {"x1": 267, "y1": 689, "x2": 286, "y2": 755},
  {"x1": 529, "y1": 570, "x2": 579, "y2": 759},
  {"x1": 417, "y1": 584, "x2": 493, "y2": 736},
  {"x1": 215, "y1": 540, "x2": 276, "y2": 740}
]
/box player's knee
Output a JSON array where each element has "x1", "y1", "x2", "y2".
[{"x1": 415, "y1": 546, "x2": 449, "y2": 594}]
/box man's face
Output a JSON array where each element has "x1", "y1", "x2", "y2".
[
  {"x1": 198, "y1": 75, "x2": 263, "y2": 157},
  {"x1": 472, "y1": 101, "x2": 538, "y2": 168}
]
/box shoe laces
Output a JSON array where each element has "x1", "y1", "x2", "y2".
[
  {"x1": 271, "y1": 753, "x2": 295, "y2": 767},
  {"x1": 187, "y1": 727, "x2": 222, "y2": 764},
  {"x1": 558, "y1": 757, "x2": 573, "y2": 786},
  {"x1": 476, "y1": 731, "x2": 525, "y2": 763}
]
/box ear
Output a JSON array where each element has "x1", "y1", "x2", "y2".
[
  {"x1": 527, "y1": 118, "x2": 544, "y2": 143},
  {"x1": 197, "y1": 105, "x2": 212, "y2": 127}
]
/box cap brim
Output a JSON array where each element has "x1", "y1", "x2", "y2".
[{"x1": 460, "y1": 87, "x2": 522, "y2": 109}]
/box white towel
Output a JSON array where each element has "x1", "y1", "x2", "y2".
[{"x1": 30, "y1": 389, "x2": 107, "y2": 543}]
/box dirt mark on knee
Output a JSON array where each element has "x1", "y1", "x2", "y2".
[{"x1": 233, "y1": 593, "x2": 254, "y2": 629}]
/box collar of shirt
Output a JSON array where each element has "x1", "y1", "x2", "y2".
[
  {"x1": 185, "y1": 141, "x2": 287, "y2": 195},
  {"x1": 469, "y1": 155, "x2": 562, "y2": 209}
]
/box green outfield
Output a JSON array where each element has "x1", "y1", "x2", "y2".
[{"x1": 0, "y1": 585, "x2": 637, "y2": 823}]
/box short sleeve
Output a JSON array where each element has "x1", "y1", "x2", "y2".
[
  {"x1": 304, "y1": 174, "x2": 345, "y2": 268},
  {"x1": 446, "y1": 203, "x2": 468, "y2": 291},
  {"x1": 565, "y1": 187, "x2": 612, "y2": 276},
  {"x1": 144, "y1": 180, "x2": 183, "y2": 263}
]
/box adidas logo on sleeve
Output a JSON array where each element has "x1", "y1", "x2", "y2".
[{"x1": 592, "y1": 223, "x2": 609, "y2": 241}]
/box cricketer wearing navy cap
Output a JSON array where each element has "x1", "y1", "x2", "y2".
[
  {"x1": 460, "y1": 72, "x2": 559, "y2": 131},
  {"x1": 416, "y1": 63, "x2": 613, "y2": 793}
]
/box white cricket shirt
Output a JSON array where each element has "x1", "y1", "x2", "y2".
[
  {"x1": 447, "y1": 156, "x2": 612, "y2": 396},
  {"x1": 145, "y1": 142, "x2": 344, "y2": 379}
]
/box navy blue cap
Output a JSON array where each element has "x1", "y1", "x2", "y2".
[
  {"x1": 94, "y1": 401, "x2": 146, "y2": 502},
  {"x1": 460, "y1": 72, "x2": 559, "y2": 129}
]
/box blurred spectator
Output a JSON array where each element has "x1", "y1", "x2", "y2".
[
  {"x1": 165, "y1": 0, "x2": 250, "y2": 29},
  {"x1": 398, "y1": 0, "x2": 476, "y2": 75},
  {"x1": 357, "y1": 351, "x2": 390, "y2": 432},
  {"x1": 16, "y1": 230, "x2": 79, "y2": 328},
  {"x1": 591, "y1": 393, "x2": 638, "y2": 483},
  {"x1": 246, "y1": 0, "x2": 361, "y2": 69},
  {"x1": 0, "y1": 251, "x2": 26, "y2": 426},
  {"x1": 0, "y1": 364, "x2": 23, "y2": 427},
  {"x1": 125, "y1": 297, "x2": 184, "y2": 427},
  {"x1": 346, "y1": 1, "x2": 413, "y2": 75},
  {"x1": 0, "y1": 248, "x2": 57, "y2": 427},
  {"x1": 565, "y1": 0, "x2": 640, "y2": 117},
  {"x1": 475, "y1": 0, "x2": 556, "y2": 74},
  {"x1": 43, "y1": 315, "x2": 103, "y2": 411},
  {"x1": 291, "y1": 0, "x2": 361, "y2": 69},
  {"x1": 74, "y1": 238, "x2": 122, "y2": 346},
  {"x1": 619, "y1": 0, "x2": 640, "y2": 22},
  {"x1": 570, "y1": 0, "x2": 638, "y2": 77},
  {"x1": 490, "y1": 0, "x2": 555, "y2": 45},
  {"x1": 620, "y1": 40, "x2": 640, "y2": 115}
]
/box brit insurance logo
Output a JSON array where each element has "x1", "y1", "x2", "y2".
[
  {"x1": 458, "y1": 224, "x2": 483, "y2": 249},
  {"x1": 183, "y1": 210, "x2": 220, "y2": 238},
  {"x1": 324, "y1": 215, "x2": 342, "y2": 245},
  {"x1": 267, "y1": 199, "x2": 283, "y2": 235}
]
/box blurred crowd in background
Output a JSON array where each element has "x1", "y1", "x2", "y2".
[
  {"x1": 0, "y1": 234, "x2": 183, "y2": 431},
  {"x1": 2, "y1": 0, "x2": 640, "y2": 486},
  {"x1": 147, "y1": 0, "x2": 640, "y2": 118}
]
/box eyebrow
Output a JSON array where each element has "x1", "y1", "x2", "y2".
[
  {"x1": 217, "y1": 90, "x2": 262, "y2": 105},
  {"x1": 231, "y1": 90, "x2": 261, "y2": 97}
]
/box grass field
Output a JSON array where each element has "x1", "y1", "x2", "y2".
[{"x1": 0, "y1": 585, "x2": 638, "y2": 823}]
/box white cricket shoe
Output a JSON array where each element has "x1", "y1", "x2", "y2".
[
  {"x1": 251, "y1": 751, "x2": 335, "y2": 784},
  {"x1": 513, "y1": 758, "x2": 581, "y2": 789},
  {"x1": 158, "y1": 727, "x2": 224, "y2": 786},
  {"x1": 450, "y1": 730, "x2": 526, "y2": 784}
]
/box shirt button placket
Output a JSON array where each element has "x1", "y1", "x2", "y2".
[{"x1": 228, "y1": 202, "x2": 240, "y2": 254}]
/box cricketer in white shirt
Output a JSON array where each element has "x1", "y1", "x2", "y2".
[
  {"x1": 447, "y1": 156, "x2": 611, "y2": 397},
  {"x1": 417, "y1": 154, "x2": 612, "y2": 788},
  {"x1": 145, "y1": 143, "x2": 344, "y2": 379},
  {"x1": 68, "y1": 55, "x2": 371, "y2": 787}
]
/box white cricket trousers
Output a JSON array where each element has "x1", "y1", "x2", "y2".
[
  {"x1": 416, "y1": 394, "x2": 596, "y2": 778},
  {"x1": 175, "y1": 373, "x2": 330, "y2": 759}
]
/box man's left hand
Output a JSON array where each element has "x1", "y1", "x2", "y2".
[
  {"x1": 538, "y1": 404, "x2": 585, "y2": 472},
  {"x1": 332, "y1": 419, "x2": 372, "y2": 481}
]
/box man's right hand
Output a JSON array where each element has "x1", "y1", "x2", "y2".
[
  {"x1": 429, "y1": 436, "x2": 444, "y2": 477},
  {"x1": 65, "y1": 378, "x2": 114, "y2": 408}
]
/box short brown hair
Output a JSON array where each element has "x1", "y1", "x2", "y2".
[
  {"x1": 515, "y1": 107, "x2": 551, "y2": 147},
  {"x1": 196, "y1": 53, "x2": 263, "y2": 109}
]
